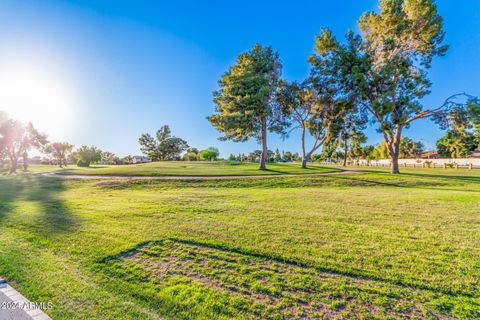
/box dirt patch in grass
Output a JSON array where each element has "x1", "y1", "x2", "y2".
[
  {"x1": 95, "y1": 181, "x2": 128, "y2": 188},
  {"x1": 106, "y1": 239, "x2": 457, "y2": 319}
]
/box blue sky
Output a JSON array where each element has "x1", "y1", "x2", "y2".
[{"x1": 0, "y1": 0, "x2": 479, "y2": 157}]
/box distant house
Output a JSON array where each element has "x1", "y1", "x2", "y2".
[
  {"x1": 132, "y1": 156, "x2": 151, "y2": 164},
  {"x1": 469, "y1": 151, "x2": 480, "y2": 158},
  {"x1": 420, "y1": 151, "x2": 440, "y2": 159}
]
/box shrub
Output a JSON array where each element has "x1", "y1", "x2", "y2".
[
  {"x1": 199, "y1": 147, "x2": 219, "y2": 161},
  {"x1": 77, "y1": 159, "x2": 90, "y2": 167}
]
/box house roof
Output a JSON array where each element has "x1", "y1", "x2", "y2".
[{"x1": 469, "y1": 151, "x2": 480, "y2": 158}]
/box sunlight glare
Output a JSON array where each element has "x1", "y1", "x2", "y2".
[{"x1": 0, "y1": 64, "x2": 75, "y2": 137}]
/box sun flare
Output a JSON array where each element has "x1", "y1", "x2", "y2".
[{"x1": 0, "y1": 64, "x2": 75, "y2": 137}]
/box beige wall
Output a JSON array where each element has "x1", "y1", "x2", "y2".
[{"x1": 356, "y1": 158, "x2": 480, "y2": 166}]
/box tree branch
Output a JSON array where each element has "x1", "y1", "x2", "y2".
[{"x1": 405, "y1": 93, "x2": 475, "y2": 124}]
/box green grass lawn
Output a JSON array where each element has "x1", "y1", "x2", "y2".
[
  {"x1": 0, "y1": 169, "x2": 479, "y2": 319},
  {"x1": 0, "y1": 164, "x2": 69, "y2": 175},
  {"x1": 61, "y1": 161, "x2": 341, "y2": 176}
]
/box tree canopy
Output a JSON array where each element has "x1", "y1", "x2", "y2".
[
  {"x1": 372, "y1": 137, "x2": 425, "y2": 159},
  {"x1": 76, "y1": 146, "x2": 102, "y2": 167},
  {"x1": 198, "y1": 147, "x2": 220, "y2": 161},
  {"x1": 312, "y1": 0, "x2": 478, "y2": 173},
  {"x1": 208, "y1": 44, "x2": 287, "y2": 169},
  {"x1": 0, "y1": 113, "x2": 48, "y2": 173},
  {"x1": 276, "y1": 81, "x2": 346, "y2": 168},
  {"x1": 434, "y1": 99, "x2": 480, "y2": 157},
  {"x1": 139, "y1": 125, "x2": 189, "y2": 161},
  {"x1": 44, "y1": 142, "x2": 74, "y2": 167}
]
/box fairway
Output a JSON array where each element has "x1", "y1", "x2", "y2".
[
  {"x1": 59, "y1": 161, "x2": 341, "y2": 176},
  {"x1": 1, "y1": 169, "x2": 479, "y2": 319}
]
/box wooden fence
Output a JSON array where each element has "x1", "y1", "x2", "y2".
[{"x1": 317, "y1": 161, "x2": 480, "y2": 169}]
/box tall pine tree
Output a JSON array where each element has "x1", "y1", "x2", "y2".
[{"x1": 208, "y1": 44, "x2": 286, "y2": 169}]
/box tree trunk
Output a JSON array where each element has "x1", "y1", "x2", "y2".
[
  {"x1": 391, "y1": 153, "x2": 400, "y2": 174},
  {"x1": 301, "y1": 157, "x2": 308, "y2": 168},
  {"x1": 301, "y1": 126, "x2": 307, "y2": 168},
  {"x1": 9, "y1": 156, "x2": 18, "y2": 174},
  {"x1": 343, "y1": 143, "x2": 348, "y2": 167},
  {"x1": 22, "y1": 152, "x2": 28, "y2": 171},
  {"x1": 259, "y1": 116, "x2": 267, "y2": 170},
  {"x1": 389, "y1": 126, "x2": 403, "y2": 174}
]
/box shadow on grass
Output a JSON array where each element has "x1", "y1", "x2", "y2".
[
  {"x1": 52, "y1": 168, "x2": 78, "y2": 175},
  {"x1": 260, "y1": 166, "x2": 340, "y2": 175},
  {"x1": 400, "y1": 172, "x2": 480, "y2": 184},
  {"x1": 260, "y1": 168, "x2": 289, "y2": 174},
  {"x1": 99, "y1": 237, "x2": 479, "y2": 305},
  {"x1": 0, "y1": 176, "x2": 79, "y2": 235},
  {"x1": 331, "y1": 170, "x2": 480, "y2": 193}
]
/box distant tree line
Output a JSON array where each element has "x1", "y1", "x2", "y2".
[
  {"x1": 138, "y1": 125, "x2": 220, "y2": 161},
  {"x1": 0, "y1": 111, "x2": 146, "y2": 173},
  {"x1": 224, "y1": 136, "x2": 427, "y2": 165},
  {"x1": 1, "y1": 105, "x2": 474, "y2": 176}
]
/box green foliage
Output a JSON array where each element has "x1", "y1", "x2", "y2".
[
  {"x1": 310, "y1": 154, "x2": 322, "y2": 162},
  {"x1": 76, "y1": 146, "x2": 102, "y2": 167},
  {"x1": 101, "y1": 152, "x2": 118, "y2": 165},
  {"x1": 310, "y1": 0, "x2": 478, "y2": 173},
  {"x1": 335, "y1": 112, "x2": 368, "y2": 164},
  {"x1": 247, "y1": 150, "x2": 262, "y2": 162},
  {"x1": 400, "y1": 137, "x2": 425, "y2": 157},
  {"x1": 358, "y1": 0, "x2": 448, "y2": 68},
  {"x1": 208, "y1": 44, "x2": 288, "y2": 169},
  {"x1": 44, "y1": 142, "x2": 74, "y2": 167},
  {"x1": 0, "y1": 113, "x2": 48, "y2": 173},
  {"x1": 349, "y1": 132, "x2": 368, "y2": 159},
  {"x1": 360, "y1": 145, "x2": 376, "y2": 160},
  {"x1": 198, "y1": 147, "x2": 219, "y2": 161},
  {"x1": 276, "y1": 81, "x2": 349, "y2": 165},
  {"x1": 274, "y1": 149, "x2": 281, "y2": 162},
  {"x1": 267, "y1": 149, "x2": 275, "y2": 162},
  {"x1": 209, "y1": 44, "x2": 284, "y2": 142},
  {"x1": 183, "y1": 148, "x2": 200, "y2": 161},
  {"x1": 123, "y1": 155, "x2": 134, "y2": 164},
  {"x1": 436, "y1": 130, "x2": 477, "y2": 158},
  {"x1": 77, "y1": 159, "x2": 90, "y2": 167},
  {"x1": 434, "y1": 99, "x2": 480, "y2": 158},
  {"x1": 292, "y1": 152, "x2": 301, "y2": 162},
  {"x1": 183, "y1": 152, "x2": 198, "y2": 161},
  {"x1": 139, "y1": 125, "x2": 189, "y2": 161},
  {"x1": 371, "y1": 137, "x2": 424, "y2": 159},
  {"x1": 319, "y1": 145, "x2": 336, "y2": 161}
]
